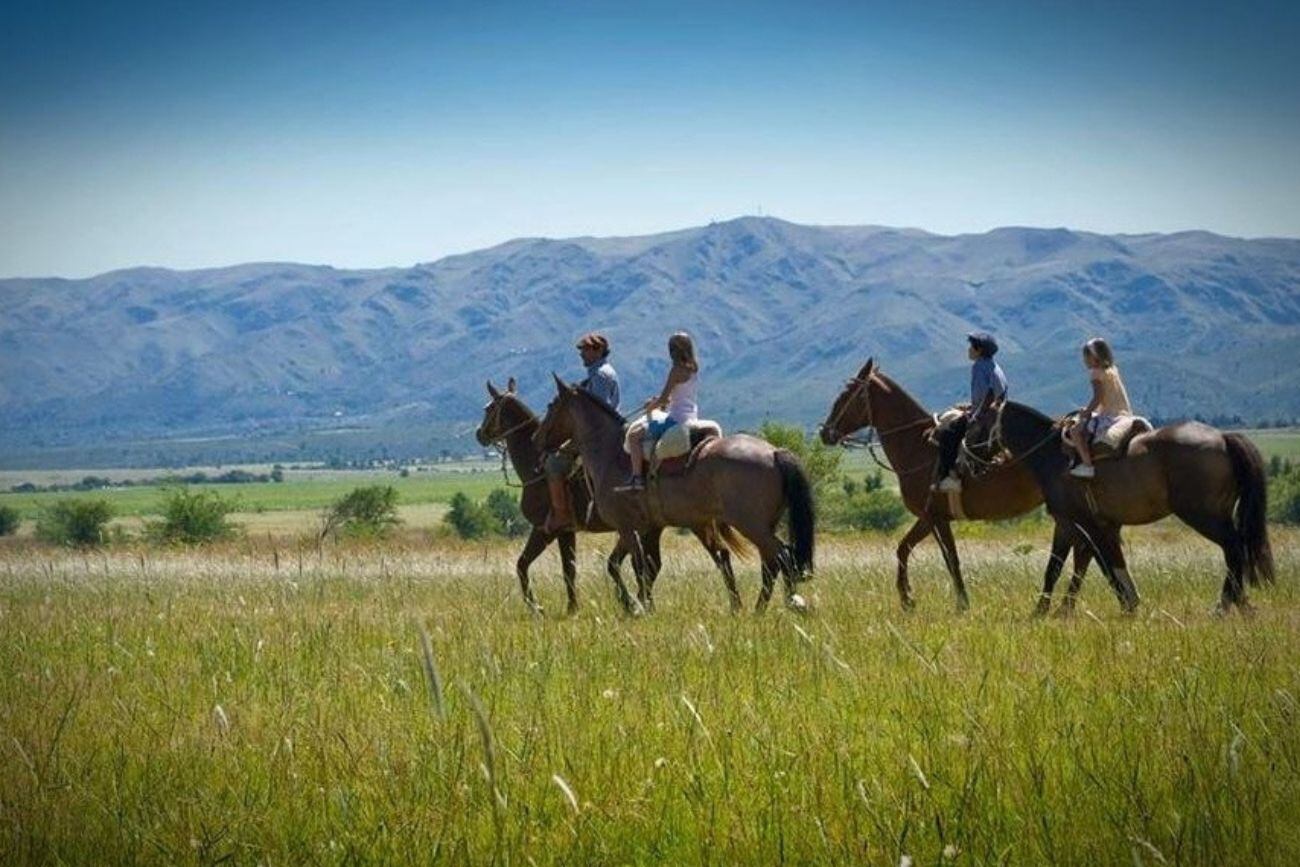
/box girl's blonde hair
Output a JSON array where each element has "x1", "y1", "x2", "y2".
[
  {"x1": 1083, "y1": 337, "x2": 1116, "y2": 368},
  {"x1": 668, "y1": 331, "x2": 699, "y2": 372}
]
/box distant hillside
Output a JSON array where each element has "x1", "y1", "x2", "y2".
[{"x1": 3, "y1": 217, "x2": 1298, "y2": 468}]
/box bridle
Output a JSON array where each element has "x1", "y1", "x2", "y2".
[
  {"x1": 820, "y1": 372, "x2": 938, "y2": 477},
  {"x1": 479, "y1": 396, "x2": 546, "y2": 488}
]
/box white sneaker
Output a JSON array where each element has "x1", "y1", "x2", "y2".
[
  {"x1": 1070, "y1": 464, "x2": 1095, "y2": 478},
  {"x1": 935, "y1": 476, "x2": 962, "y2": 493}
]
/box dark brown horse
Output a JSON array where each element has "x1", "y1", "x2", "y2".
[
  {"x1": 534, "y1": 376, "x2": 814, "y2": 614},
  {"x1": 819, "y1": 358, "x2": 1045, "y2": 611},
  {"x1": 476, "y1": 379, "x2": 739, "y2": 615},
  {"x1": 994, "y1": 400, "x2": 1274, "y2": 614}
]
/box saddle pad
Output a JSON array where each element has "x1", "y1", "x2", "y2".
[
  {"x1": 1094, "y1": 415, "x2": 1152, "y2": 452},
  {"x1": 644, "y1": 418, "x2": 724, "y2": 461}
]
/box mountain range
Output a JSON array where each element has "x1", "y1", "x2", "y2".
[{"x1": 3, "y1": 216, "x2": 1298, "y2": 468}]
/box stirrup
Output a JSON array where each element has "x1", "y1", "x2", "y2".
[{"x1": 613, "y1": 476, "x2": 645, "y2": 493}]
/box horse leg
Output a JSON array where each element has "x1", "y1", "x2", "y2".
[
  {"x1": 1034, "y1": 521, "x2": 1073, "y2": 616},
  {"x1": 693, "y1": 525, "x2": 742, "y2": 613},
  {"x1": 1177, "y1": 511, "x2": 1247, "y2": 615},
  {"x1": 639, "y1": 528, "x2": 663, "y2": 613},
  {"x1": 894, "y1": 518, "x2": 931, "y2": 611},
  {"x1": 745, "y1": 533, "x2": 784, "y2": 614},
  {"x1": 515, "y1": 527, "x2": 552, "y2": 615},
  {"x1": 557, "y1": 531, "x2": 579, "y2": 616},
  {"x1": 1087, "y1": 524, "x2": 1140, "y2": 613},
  {"x1": 1056, "y1": 540, "x2": 1094, "y2": 617},
  {"x1": 931, "y1": 520, "x2": 969, "y2": 612},
  {"x1": 610, "y1": 531, "x2": 644, "y2": 616}
]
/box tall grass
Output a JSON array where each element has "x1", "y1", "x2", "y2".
[{"x1": 0, "y1": 527, "x2": 1298, "y2": 864}]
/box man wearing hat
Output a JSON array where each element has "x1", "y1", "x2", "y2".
[
  {"x1": 933, "y1": 331, "x2": 1008, "y2": 493},
  {"x1": 543, "y1": 332, "x2": 621, "y2": 532}
]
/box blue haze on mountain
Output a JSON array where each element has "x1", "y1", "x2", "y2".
[{"x1": 2, "y1": 217, "x2": 1297, "y2": 466}]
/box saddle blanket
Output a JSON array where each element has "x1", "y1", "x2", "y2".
[{"x1": 625, "y1": 411, "x2": 723, "y2": 461}]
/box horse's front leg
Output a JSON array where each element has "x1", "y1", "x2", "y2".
[
  {"x1": 1035, "y1": 521, "x2": 1072, "y2": 616},
  {"x1": 515, "y1": 527, "x2": 552, "y2": 615},
  {"x1": 894, "y1": 518, "x2": 931, "y2": 611},
  {"x1": 556, "y1": 531, "x2": 578, "y2": 615}
]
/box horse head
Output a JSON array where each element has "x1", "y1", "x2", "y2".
[
  {"x1": 819, "y1": 357, "x2": 876, "y2": 445},
  {"x1": 475, "y1": 377, "x2": 524, "y2": 446}
]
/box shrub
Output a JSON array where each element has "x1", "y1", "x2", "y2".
[
  {"x1": 148, "y1": 487, "x2": 238, "y2": 544},
  {"x1": 485, "y1": 489, "x2": 528, "y2": 538},
  {"x1": 445, "y1": 492, "x2": 498, "y2": 540},
  {"x1": 758, "y1": 421, "x2": 842, "y2": 491},
  {"x1": 824, "y1": 486, "x2": 909, "y2": 532},
  {"x1": 444, "y1": 489, "x2": 526, "y2": 539},
  {"x1": 36, "y1": 499, "x2": 114, "y2": 547},
  {"x1": 0, "y1": 504, "x2": 20, "y2": 536},
  {"x1": 321, "y1": 485, "x2": 401, "y2": 539},
  {"x1": 1270, "y1": 464, "x2": 1300, "y2": 524}
]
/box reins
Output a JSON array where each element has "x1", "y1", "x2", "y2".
[{"x1": 481, "y1": 399, "x2": 547, "y2": 488}]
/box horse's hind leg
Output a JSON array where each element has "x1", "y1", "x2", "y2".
[
  {"x1": 895, "y1": 518, "x2": 931, "y2": 611},
  {"x1": 557, "y1": 531, "x2": 579, "y2": 615},
  {"x1": 1177, "y1": 511, "x2": 1247, "y2": 614},
  {"x1": 692, "y1": 525, "x2": 741, "y2": 613},
  {"x1": 639, "y1": 529, "x2": 663, "y2": 612},
  {"x1": 1083, "y1": 523, "x2": 1140, "y2": 612},
  {"x1": 932, "y1": 520, "x2": 969, "y2": 612},
  {"x1": 1034, "y1": 522, "x2": 1070, "y2": 616},
  {"x1": 516, "y1": 527, "x2": 553, "y2": 615}
]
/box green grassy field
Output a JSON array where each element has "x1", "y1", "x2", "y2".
[
  {"x1": 0, "y1": 467, "x2": 504, "y2": 521},
  {"x1": 2, "y1": 526, "x2": 1298, "y2": 865}
]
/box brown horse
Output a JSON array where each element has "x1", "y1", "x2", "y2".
[
  {"x1": 994, "y1": 400, "x2": 1274, "y2": 614},
  {"x1": 819, "y1": 358, "x2": 1045, "y2": 611},
  {"x1": 476, "y1": 379, "x2": 739, "y2": 615},
  {"x1": 533, "y1": 375, "x2": 815, "y2": 614}
]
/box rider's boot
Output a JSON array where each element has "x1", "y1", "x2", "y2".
[{"x1": 544, "y1": 475, "x2": 576, "y2": 533}]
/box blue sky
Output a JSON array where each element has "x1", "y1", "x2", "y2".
[{"x1": 1, "y1": 0, "x2": 1297, "y2": 277}]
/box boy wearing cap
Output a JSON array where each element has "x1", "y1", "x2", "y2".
[
  {"x1": 932, "y1": 332, "x2": 1007, "y2": 493},
  {"x1": 543, "y1": 333, "x2": 621, "y2": 532}
]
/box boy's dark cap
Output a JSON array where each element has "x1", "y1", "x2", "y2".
[{"x1": 967, "y1": 332, "x2": 999, "y2": 356}]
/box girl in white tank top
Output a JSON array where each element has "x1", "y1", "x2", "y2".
[{"x1": 617, "y1": 332, "x2": 700, "y2": 491}]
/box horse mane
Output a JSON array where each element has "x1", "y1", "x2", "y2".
[
  {"x1": 870, "y1": 369, "x2": 931, "y2": 419},
  {"x1": 1003, "y1": 400, "x2": 1057, "y2": 428},
  {"x1": 570, "y1": 384, "x2": 627, "y2": 425}
]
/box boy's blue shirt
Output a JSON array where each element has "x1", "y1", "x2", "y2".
[{"x1": 970, "y1": 357, "x2": 1007, "y2": 413}]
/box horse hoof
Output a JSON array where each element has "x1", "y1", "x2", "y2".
[
  {"x1": 1032, "y1": 597, "x2": 1051, "y2": 618},
  {"x1": 565, "y1": 602, "x2": 579, "y2": 617},
  {"x1": 955, "y1": 596, "x2": 970, "y2": 614},
  {"x1": 1052, "y1": 603, "x2": 1075, "y2": 619},
  {"x1": 785, "y1": 593, "x2": 808, "y2": 613},
  {"x1": 899, "y1": 596, "x2": 916, "y2": 612},
  {"x1": 527, "y1": 602, "x2": 545, "y2": 617},
  {"x1": 729, "y1": 598, "x2": 743, "y2": 615}
]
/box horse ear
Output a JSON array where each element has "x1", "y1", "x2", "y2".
[
  {"x1": 486, "y1": 380, "x2": 501, "y2": 399},
  {"x1": 552, "y1": 371, "x2": 566, "y2": 393},
  {"x1": 858, "y1": 357, "x2": 875, "y2": 378},
  {"x1": 506, "y1": 377, "x2": 517, "y2": 394}
]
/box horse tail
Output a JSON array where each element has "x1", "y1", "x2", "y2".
[
  {"x1": 1224, "y1": 433, "x2": 1274, "y2": 586},
  {"x1": 714, "y1": 522, "x2": 751, "y2": 560},
  {"x1": 775, "y1": 449, "x2": 816, "y2": 577}
]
